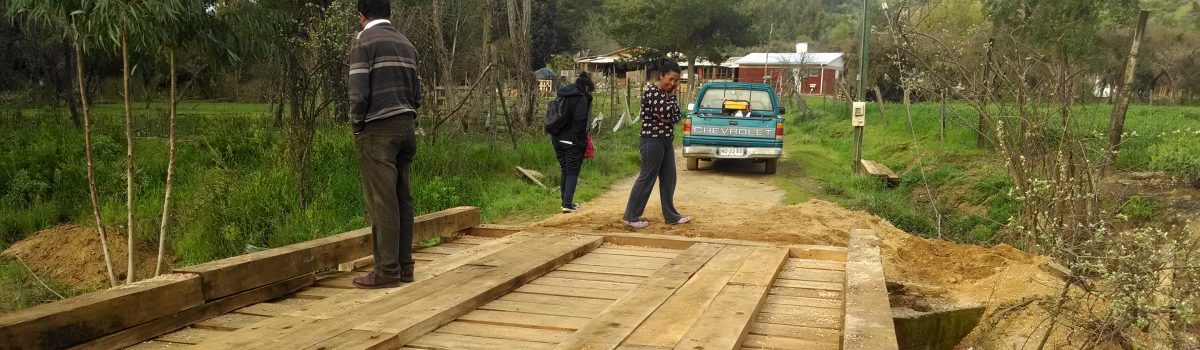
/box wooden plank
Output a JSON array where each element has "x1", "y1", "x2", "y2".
[
  {"x1": 673, "y1": 248, "x2": 789, "y2": 350},
  {"x1": 292, "y1": 286, "x2": 344, "y2": 299},
  {"x1": 777, "y1": 269, "x2": 845, "y2": 284},
  {"x1": 155, "y1": 328, "x2": 228, "y2": 345},
  {"x1": 554, "y1": 243, "x2": 724, "y2": 350},
  {"x1": 773, "y1": 279, "x2": 844, "y2": 291},
  {"x1": 74, "y1": 274, "x2": 313, "y2": 350},
  {"x1": 410, "y1": 252, "x2": 447, "y2": 261},
  {"x1": 529, "y1": 276, "x2": 636, "y2": 291},
  {"x1": 1, "y1": 274, "x2": 204, "y2": 349},
  {"x1": 593, "y1": 247, "x2": 679, "y2": 259},
  {"x1": 190, "y1": 315, "x2": 322, "y2": 349},
  {"x1": 786, "y1": 259, "x2": 846, "y2": 272},
  {"x1": 125, "y1": 341, "x2": 193, "y2": 350},
  {"x1": 599, "y1": 243, "x2": 681, "y2": 254},
  {"x1": 191, "y1": 265, "x2": 496, "y2": 349},
  {"x1": 742, "y1": 334, "x2": 840, "y2": 350},
  {"x1": 480, "y1": 299, "x2": 605, "y2": 318},
  {"x1": 466, "y1": 224, "x2": 525, "y2": 238},
  {"x1": 313, "y1": 273, "x2": 358, "y2": 289},
  {"x1": 543, "y1": 270, "x2": 646, "y2": 285},
  {"x1": 756, "y1": 312, "x2": 841, "y2": 330},
  {"x1": 591, "y1": 232, "x2": 782, "y2": 250},
  {"x1": 764, "y1": 295, "x2": 843, "y2": 309},
  {"x1": 302, "y1": 329, "x2": 397, "y2": 350},
  {"x1": 498, "y1": 292, "x2": 614, "y2": 310},
  {"x1": 787, "y1": 245, "x2": 848, "y2": 262},
  {"x1": 728, "y1": 248, "x2": 790, "y2": 287},
  {"x1": 283, "y1": 232, "x2": 540, "y2": 319},
  {"x1": 234, "y1": 303, "x2": 291, "y2": 317},
  {"x1": 176, "y1": 207, "x2": 480, "y2": 300},
  {"x1": 748, "y1": 322, "x2": 841, "y2": 344},
  {"x1": 761, "y1": 303, "x2": 845, "y2": 318},
  {"x1": 624, "y1": 246, "x2": 756, "y2": 348},
  {"x1": 843, "y1": 229, "x2": 899, "y2": 350},
  {"x1": 409, "y1": 332, "x2": 552, "y2": 350},
  {"x1": 556, "y1": 263, "x2": 656, "y2": 277},
  {"x1": 448, "y1": 236, "x2": 494, "y2": 245},
  {"x1": 859, "y1": 159, "x2": 901, "y2": 185},
  {"x1": 416, "y1": 243, "x2": 474, "y2": 255},
  {"x1": 435, "y1": 321, "x2": 572, "y2": 344},
  {"x1": 768, "y1": 286, "x2": 844, "y2": 300},
  {"x1": 458, "y1": 309, "x2": 590, "y2": 331},
  {"x1": 511, "y1": 283, "x2": 627, "y2": 301},
  {"x1": 571, "y1": 253, "x2": 671, "y2": 270},
  {"x1": 192, "y1": 313, "x2": 270, "y2": 332},
  {"x1": 349, "y1": 235, "x2": 603, "y2": 347}
]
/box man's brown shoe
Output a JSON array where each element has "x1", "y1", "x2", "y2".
[{"x1": 353, "y1": 272, "x2": 404, "y2": 289}]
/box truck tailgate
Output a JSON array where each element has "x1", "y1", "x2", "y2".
[{"x1": 688, "y1": 115, "x2": 779, "y2": 140}]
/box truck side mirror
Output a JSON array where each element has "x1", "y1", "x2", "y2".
[
  {"x1": 687, "y1": 103, "x2": 696, "y2": 112},
  {"x1": 779, "y1": 106, "x2": 787, "y2": 115}
]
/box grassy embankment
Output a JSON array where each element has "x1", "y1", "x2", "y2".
[{"x1": 0, "y1": 97, "x2": 643, "y2": 311}]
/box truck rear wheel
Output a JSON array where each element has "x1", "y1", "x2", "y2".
[
  {"x1": 764, "y1": 159, "x2": 778, "y2": 174},
  {"x1": 686, "y1": 157, "x2": 700, "y2": 171}
]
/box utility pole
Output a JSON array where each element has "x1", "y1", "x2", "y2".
[{"x1": 852, "y1": 0, "x2": 872, "y2": 174}]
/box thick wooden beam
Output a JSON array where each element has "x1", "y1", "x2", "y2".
[
  {"x1": 73, "y1": 274, "x2": 314, "y2": 350},
  {"x1": 176, "y1": 207, "x2": 480, "y2": 300},
  {"x1": 842, "y1": 229, "x2": 899, "y2": 350},
  {"x1": 0, "y1": 274, "x2": 204, "y2": 349}
]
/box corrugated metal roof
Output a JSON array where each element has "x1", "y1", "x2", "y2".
[{"x1": 735, "y1": 53, "x2": 845, "y2": 68}]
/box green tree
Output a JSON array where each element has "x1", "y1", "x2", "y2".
[{"x1": 602, "y1": 0, "x2": 756, "y2": 88}]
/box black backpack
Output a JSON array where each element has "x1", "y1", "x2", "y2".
[{"x1": 544, "y1": 97, "x2": 568, "y2": 135}]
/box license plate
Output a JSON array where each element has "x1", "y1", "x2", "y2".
[{"x1": 718, "y1": 148, "x2": 746, "y2": 157}]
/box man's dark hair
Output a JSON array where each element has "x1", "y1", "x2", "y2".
[
  {"x1": 575, "y1": 72, "x2": 595, "y2": 93},
  {"x1": 659, "y1": 60, "x2": 682, "y2": 74},
  {"x1": 357, "y1": 0, "x2": 391, "y2": 20}
]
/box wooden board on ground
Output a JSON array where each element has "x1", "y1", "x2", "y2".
[
  {"x1": 623, "y1": 245, "x2": 756, "y2": 348},
  {"x1": 301, "y1": 235, "x2": 602, "y2": 350},
  {"x1": 859, "y1": 159, "x2": 900, "y2": 186},
  {"x1": 176, "y1": 207, "x2": 480, "y2": 300},
  {"x1": 1, "y1": 274, "x2": 204, "y2": 350},
  {"x1": 674, "y1": 248, "x2": 789, "y2": 350},
  {"x1": 434, "y1": 321, "x2": 572, "y2": 344},
  {"x1": 554, "y1": 243, "x2": 723, "y2": 350},
  {"x1": 842, "y1": 229, "x2": 899, "y2": 350},
  {"x1": 75, "y1": 274, "x2": 313, "y2": 350},
  {"x1": 281, "y1": 232, "x2": 540, "y2": 320}
]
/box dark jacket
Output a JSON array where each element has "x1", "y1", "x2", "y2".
[
  {"x1": 553, "y1": 84, "x2": 592, "y2": 147},
  {"x1": 348, "y1": 23, "x2": 423, "y2": 133}
]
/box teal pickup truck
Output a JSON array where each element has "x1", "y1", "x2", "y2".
[{"x1": 682, "y1": 82, "x2": 785, "y2": 174}]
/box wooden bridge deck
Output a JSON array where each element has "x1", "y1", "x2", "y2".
[{"x1": 1, "y1": 207, "x2": 896, "y2": 350}]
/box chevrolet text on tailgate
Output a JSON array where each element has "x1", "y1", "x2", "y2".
[{"x1": 683, "y1": 82, "x2": 785, "y2": 174}]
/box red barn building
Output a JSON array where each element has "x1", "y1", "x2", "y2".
[{"x1": 735, "y1": 44, "x2": 845, "y2": 96}]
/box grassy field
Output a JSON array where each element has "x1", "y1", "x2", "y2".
[
  {"x1": 0, "y1": 98, "x2": 644, "y2": 311},
  {"x1": 776, "y1": 97, "x2": 1200, "y2": 244}
]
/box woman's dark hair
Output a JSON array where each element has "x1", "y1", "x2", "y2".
[
  {"x1": 658, "y1": 60, "x2": 682, "y2": 74},
  {"x1": 357, "y1": 0, "x2": 391, "y2": 20},
  {"x1": 575, "y1": 72, "x2": 595, "y2": 93}
]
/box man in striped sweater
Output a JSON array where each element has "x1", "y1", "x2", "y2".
[{"x1": 349, "y1": 0, "x2": 424, "y2": 289}]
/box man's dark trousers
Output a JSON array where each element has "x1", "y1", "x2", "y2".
[{"x1": 354, "y1": 114, "x2": 417, "y2": 279}]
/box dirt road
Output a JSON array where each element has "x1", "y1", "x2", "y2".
[{"x1": 538, "y1": 151, "x2": 859, "y2": 246}]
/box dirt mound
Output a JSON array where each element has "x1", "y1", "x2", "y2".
[{"x1": 2, "y1": 224, "x2": 160, "y2": 289}]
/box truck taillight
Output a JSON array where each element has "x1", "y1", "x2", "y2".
[
  {"x1": 776, "y1": 122, "x2": 784, "y2": 140},
  {"x1": 684, "y1": 118, "x2": 692, "y2": 135}
]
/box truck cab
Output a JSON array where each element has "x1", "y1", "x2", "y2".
[{"x1": 682, "y1": 82, "x2": 785, "y2": 174}]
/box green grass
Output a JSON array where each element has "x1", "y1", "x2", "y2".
[
  {"x1": 775, "y1": 97, "x2": 1200, "y2": 244},
  {"x1": 0, "y1": 257, "x2": 85, "y2": 312},
  {"x1": 1, "y1": 100, "x2": 644, "y2": 268}
]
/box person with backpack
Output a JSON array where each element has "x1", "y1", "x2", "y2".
[
  {"x1": 622, "y1": 61, "x2": 691, "y2": 229},
  {"x1": 547, "y1": 73, "x2": 595, "y2": 213}
]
